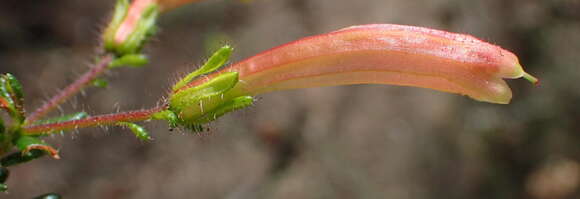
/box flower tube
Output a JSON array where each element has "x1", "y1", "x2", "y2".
[{"x1": 179, "y1": 24, "x2": 537, "y2": 104}]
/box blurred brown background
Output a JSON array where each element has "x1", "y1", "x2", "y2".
[{"x1": 1, "y1": 0, "x2": 579, "y2": 198}]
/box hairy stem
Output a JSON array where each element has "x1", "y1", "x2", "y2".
[
  {"x1": 26, "y1": 54, "x2": 115, "y2": 124},
  {"x1": 22, "y1": 106, "x2": 165, "y2": 136}
]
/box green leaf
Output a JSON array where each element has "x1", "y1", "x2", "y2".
[
  {"x1": 3, "y1": 74, "x2": 23, "y2": 105},
  {"x1": 0, "y1": 184, "x2": 6, "y2": 192},
  {"x1": 0, "y1": 74, "x2": 24, "y2": 123},
  {"x1": 92, "y1": 78, "x2": 109, "y2": 88},
  {"x1": 109, "y1": 54, "x2": 149, "y2": 68},
  {"x1": 15, "y1": 136, "x2": 59, "y2": 159},
  {"x1": 103, "y1": 0, "x2": 130, "y2": 51},
  {"x1": 0, "y1": 149, "x2": 46, "y2": 167},
  {"x1": 33, "y1": 193, "x2": 62, "y2": 199},
  {"x1": 117, "y1": 122, "x2": 152, "y2": 141},
  {"x1": 173, "y1": 45, "x2": 233, "y2": 91},
  {"x1": 194, "y1": 96, "x2": 254, "y2": 124},
  {"x1": 34, "y1": 112, "x2": 88, "y2": 125}
]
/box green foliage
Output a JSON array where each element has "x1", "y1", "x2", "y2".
[
  {"x1": 117, "y1": 122, "x2": 152, "y2": 141},
  {"x1": 173, "y1": 45, "x2": 233, "y2": 91}
]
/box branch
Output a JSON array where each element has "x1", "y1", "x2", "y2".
[
  {"x1": 22, "y1": 106, "x2": 165, "y2": 136},
  {"x1": 26, "y1": 54, "x2": 114, "y2": 124}
]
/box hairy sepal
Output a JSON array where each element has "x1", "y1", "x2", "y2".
[
  {"x1": 173, "y1": 45, "x2": 233, "y2": 91},
  {"x1": 170, "y1": 72, "x2": 239, "y2": 124}
]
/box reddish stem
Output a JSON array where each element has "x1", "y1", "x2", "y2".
[
  {"x1": 23, "y1": 106, "x2": 165, "y2": 135},
  {"x1": 26, "y1": 54, "x2": 114, "y2": 124}
]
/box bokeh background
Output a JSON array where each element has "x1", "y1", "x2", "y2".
[{"x1": 1, "y1": 0, "x2": 579, "y2": 198}]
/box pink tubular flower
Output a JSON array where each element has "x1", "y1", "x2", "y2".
[{"x1": 180, "y1": 24, "x2": 537, "y2": 104}]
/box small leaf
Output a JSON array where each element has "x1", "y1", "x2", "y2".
[
  {"x1": 3, "y1": 74, "x2": 23, "y2": 106},
  {"x1": 0, "y1": 149, "x2": 45, "y2": 167},
  {"x1": 0, "y1": 74, "x2": 25, "y2": 122},
  {"x1": 34, "y1": 112, "x2": 89, "y2": 125},
  {"x1": 109, "y1": 54, "x2": 149, "y2": 68},
  {"x1": 194, "y1": 96, "x2": 254, "y2": 124},
  {"x1": 15, "y1": 136, "x2": 60, "y2": 159},
  {"x1": 117, "y1": 122, "x2": 152, "y2": 141},
  {"x1": 33, "y1": 193, "x2": 62, "y2": 199},
  {"x1": 173, "y1": 45, "x2": 233, "y2": 91},
  {"x1": 92, "y1": 78, "x2": 109, "y2": 88},
  {"x1": 0, "y1": 183, "x2": 6, "y2": 192}
]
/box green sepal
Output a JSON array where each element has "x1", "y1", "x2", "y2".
[
  {"x1": 116, "y1": 4, "x2": 159, "y2": 55},
  {"x1": 109, "y1": 54, "x2": 149, "y2": 68},
  {"x1": 14, "y1": 136, "x2": 59, "y2": 159},
  {"x1": 193, "y1": 96, "x2": 254, "y2": 124},
  {"x1": 117, "y1": 122, "x2": 152, "y2": 141},
  {"x1": 170, "y1": 72, "x2": 239, "y2": 122},
  {"x1": 0, "y1": 183, "x2": 6, "y2": 192},
  {"x1": 173, "y1": 45, "x2": 233, "y2": 91},
  {"x1": 92, "y1": 78, "x2": 109, "y2": 88},
  {"x1": 151, "y1": 110, "x2": 178, "y2": 128},
  {"x1": 34, "y1": 112, "x2": 88, "y2": 125},
  {"x1": 0, "y1": 149, "x2": 46, "y2": 167},
  {"x1": 103, "y1": 0, "x2": 130, "y2": 51},
  {"x1": 33, "y1": 193, "x2": 62, "y2": 199}
]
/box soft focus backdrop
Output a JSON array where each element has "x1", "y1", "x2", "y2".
[{"x1": 1, "y1": 0, "x2": 579, "y2": 198}]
